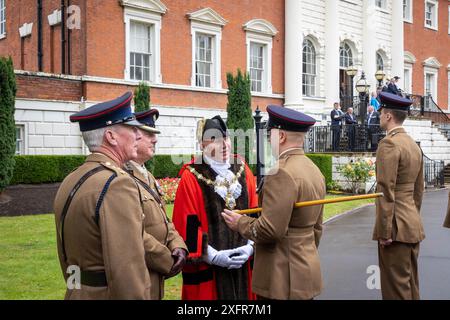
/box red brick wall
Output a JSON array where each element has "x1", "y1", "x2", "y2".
[
  {"x1": 16, "y1": 74, "x2": 82, "y2": 101},
  {"x1": 2, "y1": 0, "x2": 285, "y2": 110},
  {"x1": 404, "y1": 0, "x2": 449, "y2": 110},
  {"x1": 0, "y1": 0, "x2": 86, "y2": 75}
]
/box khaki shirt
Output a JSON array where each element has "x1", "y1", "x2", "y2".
[
  {"x1": 54, "y1": 153, "x2": 152, "y2": 299},
  {"x1": 237, "y1": 149, "x2": 326, "y2": 300},
  {"x1": 125, "y1": 161, "x2": 187, "y2": 299},
  {"x1": 373, "y1": 127, "x2": 425, "y2": 243}
]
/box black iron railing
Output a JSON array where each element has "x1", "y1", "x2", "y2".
[
  {"x1": 307, "y1": 124, "x2": 385, "y2": 153},
  {"x1": 423, "y1": 154, "x2": 445, "y2": 188}
]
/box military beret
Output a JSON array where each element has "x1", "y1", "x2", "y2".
[
  {"x1": 378, "y1": 92, "x2": 412, "y2": 111},
  {"x1": 70, "y1": 92, "x2": 142, "y2": 132},
  {"x1": 135, "y1": 109, "x2": 161, "y2": 134},
  {"x1": 267, "y1": 105, "x2": 316, "y2": 132},
  {"x1": 202, "y1": 115, "x2": 228, "y2": 140}
]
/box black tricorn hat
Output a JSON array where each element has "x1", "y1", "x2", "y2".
[{"x1": 198, "y1": 115, "x2": 228, "y2": 141}]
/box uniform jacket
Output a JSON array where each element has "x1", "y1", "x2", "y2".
[
  {"x1": 237, "y1": 149, "x2": 326, "y2": 300},
  {"x1": 373, "y1": 127, "x2": 425, "y2": 243},
  {"x1": 54, "y1": 153, "x2": 160, "y2": 300},
  {"x1": 172, "y1": 155, "x2": 258, "y2": 300},
  {"x1": 444, "y1": 191, "x2": 450, "y2": 228},
  {"x1": 125, "y1": 161, "x2": 187, "y2": 299}
]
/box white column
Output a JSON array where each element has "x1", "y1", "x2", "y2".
[
  {"x1": 391, "y1": 0, "x2": 404, "y2": 88},
  {"x1": 324, "y1": 0, "x2": 340, "y2": 109},
  {"x1": 284, "y1": 0, "x2": 303, "y2": 111},
  {"x1": 362, "y1": 0, "x2": 377, "y2": 93}
]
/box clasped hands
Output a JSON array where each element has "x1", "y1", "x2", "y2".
[{"x1": 206, "y1": 243, "x2": 254, "y2": 269}]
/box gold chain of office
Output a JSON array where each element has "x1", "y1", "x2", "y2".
[{"x1": 187, "y1": 164, "x2": 245, "y2": 210}]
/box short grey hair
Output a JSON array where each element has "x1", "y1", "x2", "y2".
[{"x1": 82, "y1": 127, "x2": 108, "y2": 152}]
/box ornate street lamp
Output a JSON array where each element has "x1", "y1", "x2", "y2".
[
  {"x1": 344, "y1": 66, "x2": 358, "y2": 109},
  {"x1": 375, "y1": 69, "x2": 385, "y2": 88},
  {"x1": 355, "y1": 71, "x2": 370, "y2": 123},
  {"x1": 253, "y1": 106, "x2": 264, "y2": 186}
]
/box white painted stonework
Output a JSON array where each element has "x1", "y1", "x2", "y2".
[{"x1": 286, "y1": 0, "x2": 400, "y2": 117}]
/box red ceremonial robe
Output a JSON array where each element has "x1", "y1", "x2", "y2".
[{"x1": 172, "y1": 155, "x2": 258, "y2": 300}]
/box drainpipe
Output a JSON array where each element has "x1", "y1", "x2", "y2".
[
  {"x1": 37, "y1": 0, "x2": 43, "y2": 71},
  {"x1": 67, "y1": 0, "x2": 71, "y2": 74},
  {"x1": 61, "y1": 0, "x2": 66, "y2": 74}
]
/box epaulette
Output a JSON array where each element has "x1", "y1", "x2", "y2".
[{"x1": 100, "y1": 161, "x2": 128, "y2": 176}]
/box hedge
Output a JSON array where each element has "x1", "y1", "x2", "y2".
[
  {"x1": 9, "y1": 153, "x2": 332, "y2": 186},
  {"x1": 306, "y1": 154, "x2": 332, "y2": 186},
  {"x1": 11, "y1": 155, "x2": 86, "y2": 184}
]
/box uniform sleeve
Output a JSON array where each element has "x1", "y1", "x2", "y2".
[
  {"x1": 172, "y1": 170, "x2": 207, "y2": 260},
  {"x1": 413, "y1": 157, "x2": 424, "y2": 213},
  {"x1": 244, "y1": 163, "x2": 258, "y2": 208},
  {"x1": 99, "y1": 176, "x2": 149, "y2": 299},
  {"x1": 143, "y1": 231, "x2": 174, "y2": 275},
  {"x1": 313, "y1": 205, "x2": 324, "y2": 248},
  {"x1": 375, "y1": 139, "x2": 400, "y2": 240},
  {"x1": 444, "y1": 192, "x2": 450, "y2": 228},
  {"x1": 237, "y1": 168, "x2": 297, "y2": 244},
  {"x1": 166, "y1": 221, "x2": 188, "y2": 252}
]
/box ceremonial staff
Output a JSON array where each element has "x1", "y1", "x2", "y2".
[{"x1": 236, "y1": 193, "x2": 383, "y2": 215}]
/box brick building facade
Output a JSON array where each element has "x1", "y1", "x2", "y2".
[
  {"x1": 1, "y1": 0, "x2": 411, "y2": 156},
  {"x1": 403, "y1": 0, "x2": 449, "y2": 111}
]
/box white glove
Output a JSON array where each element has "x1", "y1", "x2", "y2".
[
  {"x1": 228, "y1": 241, "x2": 254, "y2": 269},
  {"x1": 205, "y1": 245, "x2": 246, "y2": 269}
]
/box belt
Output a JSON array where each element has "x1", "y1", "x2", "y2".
[{"x1": 81, "y1": 270, "x2": 108, "y2": 287}]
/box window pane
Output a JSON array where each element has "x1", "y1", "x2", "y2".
[{"x1": 135, "y1": 66, "x2": 142, "y2": 80}]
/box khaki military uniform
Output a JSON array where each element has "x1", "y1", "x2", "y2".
[
  {"x1": 237, "y1": 149, "x2": 326, "y2": 300},
  {"x1": 125, "y1": 161, "x2": 187, "y2": 299},
  {"x1": 373, "y1": 127, "x2": 425, "y2": 300},
  {"x1": 444, "y1": 191, "x2": 450, "y2": 228},
  {"x1": 54, "y1": 153, "x2": 175, "y2": 300}
]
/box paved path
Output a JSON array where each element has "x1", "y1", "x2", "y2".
[{"x1": 317, "y1": 188, "x2": 450, "y2": 300}]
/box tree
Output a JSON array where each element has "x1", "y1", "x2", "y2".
[
  {"x1": 134, "y1": 81, "x2": 151, "y2": 112},
  {"x1": 0, "y1": 57, "x2": 17, "y2": 193},
  {"x1": 226, "y1": 69, "x2": 254, "y2": 164}
]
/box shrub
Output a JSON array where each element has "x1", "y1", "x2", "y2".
[
  {"x1": 337, "y1": 158, "x2": 376, "y2": 194},
  {"x1": 0, "y1": 57, "x2": 17, "y2": 192},
  {"x1": 306, "y1": 154, "x2": 332, "y2": 187},
  {"x1": 134, "y1": 82, "x2": 151, "y2": 112},
  {"x1": 11, "y1": 155, "x2": 86, "y2": 184}
]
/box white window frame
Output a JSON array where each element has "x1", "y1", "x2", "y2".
[
  {"x1": 403, "y1": 64, "x2": 413, "y2": 94},
  {"x1": 448, "y1": 69, "x2": 450, "y2": 111},
  {"x1": 424, "y1": 67, "x2": 438, "y2": 100},
  {"x1": 302, "y1": 38, "x2": 317, "y2": 97},
  {"x1": 448, "y1": 5, "x2": 450, "y2": 35},
  {"x1": 246, "y1": 32, "x2": 272, "y2": 94},
  {"x1": 424, "y1": 0, "x2": 438, "y2": 31},
  {"x1": 190, "y1": 22, "x2": 222, "y2": 89},
  {"x1": 403, "y1": 0, "x2": 413, "y2": 23},
  {"x1": 15, "y1": 124, "x2": 27, "y2": 155},
  {"x1": 124, "y1": 8, "x2": 162, "y2": 83},
  {"x1": 0, "y1": 0, "x2": 6, "y2": 39}
]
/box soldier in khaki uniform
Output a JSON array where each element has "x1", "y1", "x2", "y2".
[
  {"x1": 54, "y1": 92, "x2": 173, "y2": 299},
  {"x1": 373, "y1": 92, "x2": 425, "y2": 300},
  {"x1": 444, "y1": 192, "x2": 450, "y2": 228},
  {"x1": 125, "y1": 109, "x2": 188, "y2": 299},
  {"x1": 222, "y1": 105, "x2": 326, "y2": 300}
]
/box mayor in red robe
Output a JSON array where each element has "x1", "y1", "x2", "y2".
[{"x1": 172, "y1": 116, "x2": 258, "y2": 300}]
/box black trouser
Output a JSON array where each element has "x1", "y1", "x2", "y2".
[
  {"x1": 367, "y1": 126, "x2": 379, "y2": 151},
  {"x1": 331, "y1": 124, "x2": 341, "y2": 151},
  {"x1": 347, "y1": 125, "x2": 355, "y2": 151}
]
